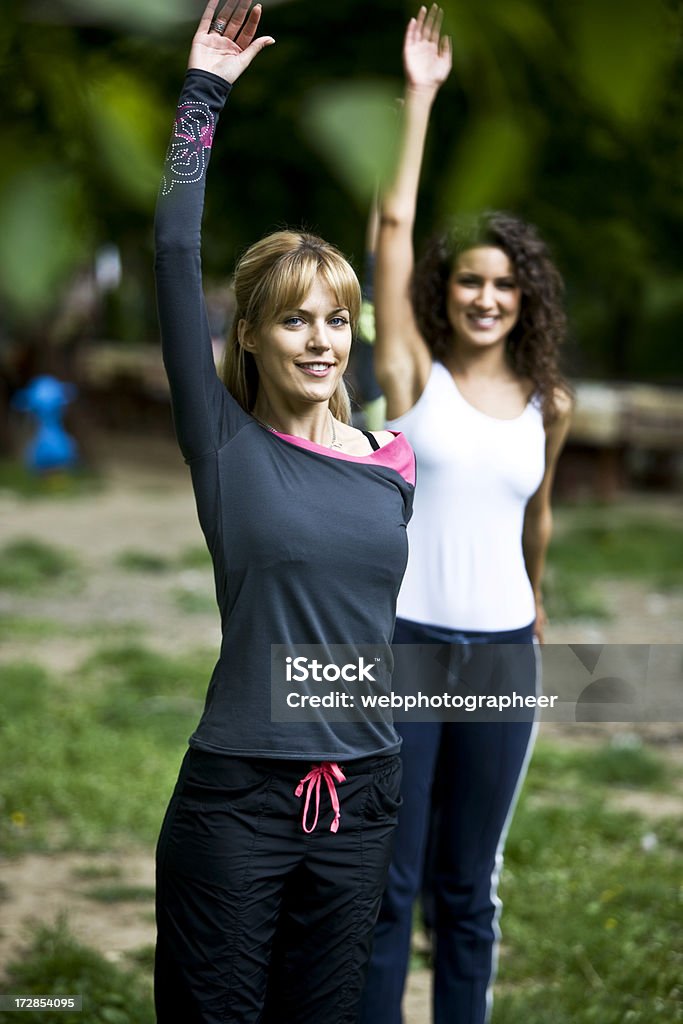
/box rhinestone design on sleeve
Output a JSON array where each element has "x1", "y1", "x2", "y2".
[{"x1": 161, "y1": 102, "x2": 215, "y2": 195}]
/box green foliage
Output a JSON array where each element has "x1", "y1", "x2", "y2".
[
  {"x1": 83, "y1": 67, "x2": 169, "y2": 209},
  {"x1": 304, "y1": 80, "x2": 401, "y2": 204},
  {"x1": 1, "y1": 915, "x2": 153, "y2": 1024},
  {"x1": 59, "y1": 0, "x2": 193, "y2": 32},
  {"x1": 1, "y1": 0, "x2": 682, "y2": 375},
  {"x1": 0, "y1": 167, "x2": 90, "y2": 315},
  {"x1": 441, "y1": 112, "x2": 535, "y2": 215},
  {"x1": 567, "y1": 0, "x2": 671, "y2": 124},
  {"x1": 0, "y1": 4, "x2": 170, "y2": 323}
]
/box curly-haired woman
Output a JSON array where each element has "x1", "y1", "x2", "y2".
[{"x1": 359, "y1": 7, "x2": 573, "y2": 1024}]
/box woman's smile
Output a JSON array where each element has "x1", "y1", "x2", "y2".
[
  {"x1": 295, "y1": 360, "x2": 336, "y2": 376},
  {"x1": 448, "y1": 246, "x2": 521, "y2": 349}
]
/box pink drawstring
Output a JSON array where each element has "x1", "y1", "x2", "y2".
[{"x1": 295, "y1": 762, "x2": 346, "y2": 834}]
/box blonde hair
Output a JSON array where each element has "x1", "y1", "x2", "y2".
[{"x1": 221, "y1": 231, "x2": 361, "y2": 423}]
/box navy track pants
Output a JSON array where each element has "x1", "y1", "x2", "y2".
[{"x1": 359, "y1": 618, "x2": 538, "y2": 1024}]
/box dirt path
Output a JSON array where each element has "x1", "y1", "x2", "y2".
[{"x1": 1, "y1": 439, "x2": 681, "y2": 1020}]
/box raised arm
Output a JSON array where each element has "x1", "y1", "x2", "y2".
[
  {"x1": 154, "y1": 0, "x2": 274, "y2": 461},
  {"x1": 374, "y1": 5, "x2": 452, "y2": 420}
]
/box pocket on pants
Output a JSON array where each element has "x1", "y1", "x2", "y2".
[
  {"x1": 364, "y1": 756, "x2": 402, "y2": 823},
  {"x1": 178, "y1": 752, "x2": 273, "y2": 812},
  {"x1": 159, "y1": 755, "x2": 275, "y2": 887}
]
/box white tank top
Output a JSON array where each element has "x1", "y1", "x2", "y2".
[{"x1": 387, "y1": 360, "x2": 546, "y2": 631}]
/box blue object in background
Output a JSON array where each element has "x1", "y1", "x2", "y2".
[{"x1": 11, "y1": 375, "x2": 79, "y2": 473}]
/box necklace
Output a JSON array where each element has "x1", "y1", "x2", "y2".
[
  {"x1": 329, "y1": 412, "x2": 343, "y2": 450},
  {"x1": 255, "y1": 410, "x2": 343, "y2": 450}
]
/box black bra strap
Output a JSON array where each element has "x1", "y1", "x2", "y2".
[{"x1": 362, "y1": 429, "x2": 381, "y2": 452}]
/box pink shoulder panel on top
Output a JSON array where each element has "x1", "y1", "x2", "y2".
[{"x1": 271, "y1": 430, "x2": 416, "y2": 487}]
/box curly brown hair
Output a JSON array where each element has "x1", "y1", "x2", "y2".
[{"x1": 411, "y1": 212, "x2": 570, "y2": 421}]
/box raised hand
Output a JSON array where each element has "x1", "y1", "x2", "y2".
[
  {"x1": 188, "y1": 0, "x2": 275, "y2": 84},
  {"x1": 404, "y1": 5, "x2": 452, "y2": 94}
]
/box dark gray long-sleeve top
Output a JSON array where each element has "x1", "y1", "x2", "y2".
[{"x1": 154, "y1": 70, "x2": 415, "y2": 760}]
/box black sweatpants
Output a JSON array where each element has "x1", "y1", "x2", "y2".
[{"x1": 155, "y1": 748, "x2": 402, "y2": 1024}]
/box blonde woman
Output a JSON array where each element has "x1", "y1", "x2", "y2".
[{"x1": 153, "y1": 2, "x2": 415, "y2": 1021}]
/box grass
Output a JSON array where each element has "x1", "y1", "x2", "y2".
[
  {"x1": 70, "y1": 865, "x2": 123, "y2": 882},
  {"x1": 113, "y1": 545, "x2": 216, "y2": 614},
  {"x1": 549, "y1": 520, "x2": 683, "y2": 586},
  {"x1": 81, "y1": 642, "x2": 208, "y2": 696},
  {"x1": 407, "y1": 738, "x2": 682, "y2": 1021},
  {"x1": 115, "y1": 550, "x2": 172, "y2": 573},
  {"x1": 113, "y1": 545, "x2": 211, "y2": 575},
  {"x1": 1, "y1": 499, "x2": 681, "y2": 1021},
  {"x1": 0, "y1": 647, "x2": 211, "y2": 854},
  {"x1": 172, "y1": 586, "x2": 216, "y2": 614},
  {"x1": 491, "y1": 740, "x2": 683, "y2": 1022},
  {"x1": 544, "y1": 515, "x2": 683, "y2": 620},
  {"x1": 0, "y1": 461, "x2": 102, "y2": 499},
  {"x1": 124, "y1": 945, "x2": 156, "y2": 972},
  {"x1": 0, "y1": 615, "x2": 65, "y2": 641},
  {"x1": 0, "y1": 915, "x2": 152, "y2": 1024},
  {"x1": 84, "y1": 885, "x2": 155, "y2": 904},
  {"x1": 0, "y1": 539, "x2": 80, "y2": 592},
  {"x1": 527, "y1": 737, "x2": 670, "y2": 790},
  {"x1": 570, "y1": 741, "x2": 669, "y2": 788},
  {"x1": 2, "y1": 734, "x2": 679, "y2": 1024},
  {"x1": 544, "y1": 571, "x2": 610, "y2": 621},
  {"x1": 0, "y1": 614, "x2": 144, "y2": 645},
  {"x1": 176, "y1": 544, "x2": 212, "y2": 569},
  {"x1": 112, "y1": 546, "x2": 217, "y2": 615}
]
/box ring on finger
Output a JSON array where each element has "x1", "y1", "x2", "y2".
[{"x1": 211, "y1": 18, "x2": 227, "y2": 34}]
